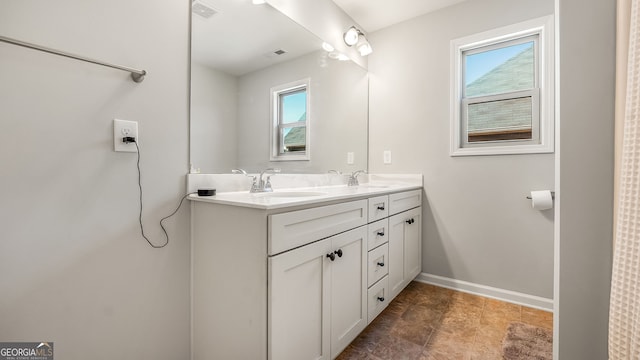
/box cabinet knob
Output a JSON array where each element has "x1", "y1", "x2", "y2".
[
  {"x1": 377, "y1": 296, "x2": 385, "y2": 302},
  {"x1": 376, "y1": 231, "x2": 385, "y2": 237},
  {"x1": 377, "y1": 262, "x2": 385, "y2": 267},
  {"x1": 326, "y1": 253, "x2": 336, "y2": 261},
  {"x1": 406, "y1": 218, "x2": 415, "y2": 224},
  {"x1": 334, "y1": 249, "x2": 343, "y2": 258},
  {"x1": 377, "y1": 205, "x2": 385, "y2": 210}
]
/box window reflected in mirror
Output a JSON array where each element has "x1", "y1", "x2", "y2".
[
  {"x1": 271, "y1": 79, "x2": 310, "y2": 161},
  {"x1": 279, "y1": 87, "x2": 307, "y2": 154}
]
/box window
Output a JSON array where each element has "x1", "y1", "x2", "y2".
[
  {"x1": 450, "y1": 16, "x2": 554, "y2": 156},
  {"x1": 271, "y1": 79, "x2": 310, "y2": 161}
]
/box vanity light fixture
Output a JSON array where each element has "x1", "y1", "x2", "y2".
[{"x1": 343, "y1": 26, "x2": 373, "y2": 56}]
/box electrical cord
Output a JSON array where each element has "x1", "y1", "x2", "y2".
[{"x1": 132, "y1": 140, "x2": 194, "y2": 248}]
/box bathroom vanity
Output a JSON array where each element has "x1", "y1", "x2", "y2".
[{"x1": 190, "y1": 180, "x2": 422, "y2": 360}]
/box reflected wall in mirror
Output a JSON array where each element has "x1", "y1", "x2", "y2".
[{"x1": 190, "y1": 0, "x2": 368, "y2": 174}]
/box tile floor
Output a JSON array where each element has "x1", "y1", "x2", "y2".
[{"x1": 337, "y1": 281, "x2": 553, "y2": 360}]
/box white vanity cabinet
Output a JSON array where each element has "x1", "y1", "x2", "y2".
[{"x1": 190, "y1": 187, "x2": 422, "y2": 360}]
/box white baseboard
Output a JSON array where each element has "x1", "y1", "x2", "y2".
[{"x1": 415, "y1": 273, "x2": 554, "y2": 312}]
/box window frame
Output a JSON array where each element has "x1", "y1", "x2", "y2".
[
  {"x1": 270, "y1": 78, "x2": 311, "y2": 161},
  {"x1": 450, "y1": 16, "x2": 554, "y2": 156}
]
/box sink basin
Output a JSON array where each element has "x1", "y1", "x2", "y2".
[{"x1": 254, "y1": 191, "x2": 328, "y2": 198}]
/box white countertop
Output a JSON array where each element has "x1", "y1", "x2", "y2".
[{"x1": 188, "y1": 182, "x2": 422, "y2": 210}]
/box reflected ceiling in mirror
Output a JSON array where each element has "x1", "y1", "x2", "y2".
[
  {"x1": 190, "y1": 0, "x2": 368, "y2": 174},
  {"x1": 191, "y1": 0, "x2": 322, "y2": 76}
]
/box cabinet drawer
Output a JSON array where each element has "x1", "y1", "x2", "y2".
[
  {"x1": 367, "y1": 219, "x2": 388, "y2": 251},
  {"x1": 367, "y1": 276, "x2": 389, "y2": 324},
  {"x1": 367, "y1": 195, "x2": 389, "y2": 223},
  {"x1": 389, "y1": 190, "x2": 422, "y2": 215},
  {"x1": 367, "y1": 243, "x2": 388, "y2": 287},
  {"x1": 268, "y1": 199, "x2": 368, "y2": 255}
]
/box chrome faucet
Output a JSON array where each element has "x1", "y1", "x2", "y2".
[
  {"x1": 251, "y1": 168, "x2": 281, "y2": 193},
  {"x1": 232, "y1": 168, "x2": 281, "y2": 193},
  {"x1": 348, "y1": 170, "x2": 366, "y2": 186}
]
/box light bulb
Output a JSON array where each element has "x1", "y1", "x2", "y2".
[
  {"x1": 356, "y1": 39, "x2": 373, "y2": 56},
  {"x1": 343, "y1": 27, "x2": 360, "y2": 46}
]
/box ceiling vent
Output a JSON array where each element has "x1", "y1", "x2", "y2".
[
  {"x1": 192, "y1": 0, "x2": 218, "y2": 19},
  {"x1": 264, "y1": 49, "x2": 288, "y2": 58}
]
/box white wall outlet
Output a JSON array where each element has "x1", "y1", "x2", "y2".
[
  {"x1": 113, "y1": 119, "x2": 138, "y2": 152},
  {"x1": 383, "y1": 150, "x2": 392, "y2": 164},
  {"x1": 347, "y1": 152, "x2": 354, "y2": 165}
]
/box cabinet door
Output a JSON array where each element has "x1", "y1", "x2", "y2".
[
  {"x1": 388, "y1": 207, "x2": 422, "y2": 301},
  {"x1": 330, "y1": 226, "x2": 367, "y2": 358},
  {"x1": 388, "y1": 213, "x2": 407, "y2": 300},
  {"x1": 269, "y1": 238, "x2": 332, "y2": 360},
  {"x1": 403, "y1": 207, "x2": 422, "y2": 281}
]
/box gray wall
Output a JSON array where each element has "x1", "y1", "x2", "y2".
[
  {"x1": 368, "y1": 0, "x2": 555, "y2": 298},
  {"x1": 555, "y1": 0, "x2": 614, "y2": 358},
  {"x1": 0, "y1": 1, "x2": 190, "y2": 359}
]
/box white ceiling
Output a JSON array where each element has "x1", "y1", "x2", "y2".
[{"x1": 332, "y1": 0, "x2": 471, "y2": 32}]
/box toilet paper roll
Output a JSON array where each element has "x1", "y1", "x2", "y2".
[{"x1": 530, "y1": 190, "x2": 553, "y2": 211}]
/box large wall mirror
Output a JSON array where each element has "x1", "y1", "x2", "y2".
[{"x1": 190, "y1": 0, "x2": 369, "y2": 174}]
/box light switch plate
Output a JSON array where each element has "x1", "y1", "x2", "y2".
[
  {"x1": 383, "y1": 150, "x2": 392, "y2": 164},
  {"x1": 114, "y1": 119, "x2": 138, "y2": 152},
  {"x1": 347, "y1": 152, "x2": 354, "y2": 165}
]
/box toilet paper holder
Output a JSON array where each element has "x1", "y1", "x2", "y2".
[{"x1": 526, "y1": 191, "x2": 555, "y2": 200}]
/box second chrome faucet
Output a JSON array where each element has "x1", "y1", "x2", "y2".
[{"x1": 328, "y1": 169, "x2": 367, "y2": 186}]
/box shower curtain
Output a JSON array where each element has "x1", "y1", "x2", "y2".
[{"x1": 609, "y1": 0, "x2": 640, "y2": 359}]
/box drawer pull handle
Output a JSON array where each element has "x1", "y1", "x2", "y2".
[
  {"x1": 377, "y1": 262, "x2": 385, "y2": 267},
  {"x1": 376, "y1": 231, "x2": 385, "y2": 237},
  {"x1": 377, "y1": 296, "x2": 385, "y2": 302},
  {"x1": 326, "y1": 253, "x2": 336, "y2": 261},
  {"x1": 334, "y1": 249, "x2": 343, "y2": 258},
  {"x1": 406, "y1": 218, "x2": 415, "y2": 224},
  {"x1": 377, "y1": 205, "x2": 385, "y2": 210}
]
